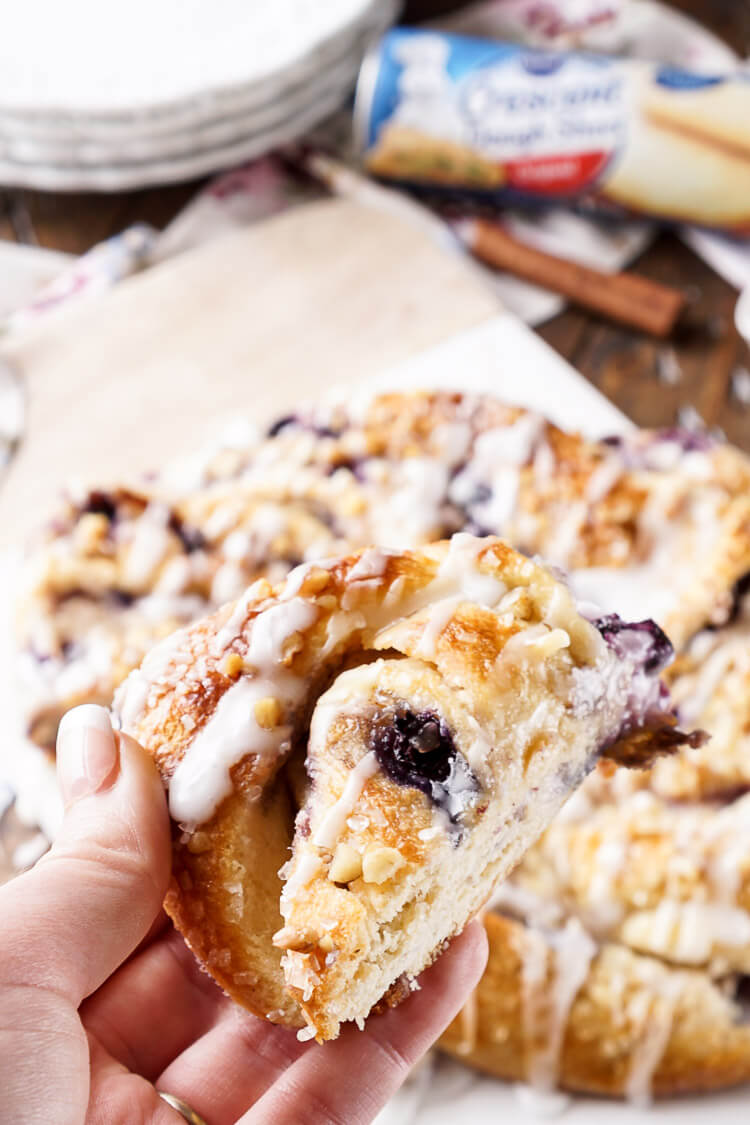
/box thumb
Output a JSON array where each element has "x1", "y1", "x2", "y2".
[{"x1": 0, "y1": 704, "x2": 171, "y2": 1006}]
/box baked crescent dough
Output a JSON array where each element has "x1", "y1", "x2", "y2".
[
  {"x1": 18, "y1": 394, "x2": 750, "y2": 756},
  {"x1": 513, "y1": 788, "x2": 750, "y2": 972},
  {"x1": 653, "y1": 590, "x2": 750, "y2": 801},
  {"x1": 440, "y1": 912, "x2": 750, "y2": 1098},
  {"x1": 16, "y1": 483, "x2": 341, "y2": 750},
  {"x1": 113, "y1": 535, "x2": 685, "y2": 1041}
]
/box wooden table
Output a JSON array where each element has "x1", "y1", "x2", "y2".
[
  {"x1": 1, "y1": 0, "x2": 749, "y2": 878},
  {"x1": 0, "y1": 0, "x2": 749, "y2": 451}
]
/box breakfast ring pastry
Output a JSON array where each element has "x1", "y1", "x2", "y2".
[
  {"x1": 18, "y1": 391, "x2": 750, "y2": 759},
  {"x1": 440, "y1": 911, "x2": 750, "y2": 1099},
  {"x1": 113, "y1": 535, "x2": 689, "y2": 1041}
]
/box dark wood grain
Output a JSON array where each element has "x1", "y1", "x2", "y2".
[
  {"x1": 538, "y1": 232, "x2": 750, "y2": 446},
  {"x1": 1, "y1": 0, "x2": 750, "y2": 880}
]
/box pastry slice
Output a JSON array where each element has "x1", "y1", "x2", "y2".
[{"x1": 113, "y1": 535, "x2": 690, "y2": 1040}]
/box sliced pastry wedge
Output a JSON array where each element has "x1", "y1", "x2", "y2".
[{"x1": 113, "y1": 535, "x2": 692, "y2": 1040}]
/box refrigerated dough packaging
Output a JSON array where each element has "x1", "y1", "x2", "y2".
[{"x1": 356, "y1": 28, "x2": 750, "y2": 231}]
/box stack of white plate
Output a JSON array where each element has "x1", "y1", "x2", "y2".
[{"x1": 0, "y1": 0, "x2": 397, "y2": 190}]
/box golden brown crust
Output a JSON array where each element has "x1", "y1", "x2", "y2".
[
  {"x1": 440, "y1": 913, "x2": 750, "y2": 1097},
  {"x1": 167, "y1": 780, "x2": 302, "y2": 1024}
]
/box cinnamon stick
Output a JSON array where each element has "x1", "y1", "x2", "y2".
[{"x1": 457, "y1": 218, "x2": 686, "y2": 337}]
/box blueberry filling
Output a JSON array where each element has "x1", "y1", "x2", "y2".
[
  {"x1": 371, "y1": 708, "x2": 479, "y2": 829},
  {"x1": 167, "y1": 513, "x2": 206, "y2": 554},
  {"x1": 266, "y1": 413, "x2": 343, "y2": 440},
  {"x1": 600, "y1": 427, "x2": 714, "y2": 467},
  {"x1": 593, "y1": 614, "x2": 673, "y2": 674},
  {"x1": 724, "y1": 571, "x2": 750, "y2": 628},
  {"x1": 467, "y1": 482, "x2": 492, "y2": 506},
  {"x1": 111, "y1": 590, "x2": 136, "y2": 608},
  {"x1": 266, "y1": 414, "x2": 297, "y2": 438},
  {"x1": 325, "y1": 455, "x2": 369, "y2": 480},
  {"x1": 734, "y1": 976, "x2": 750, "y2": 1025},
  {"x1": 654, "y1": 426, "x2": 715, "y2": 453},
  {"x1": 82, "y1": 490, "x2": 118, "y2": 521}
]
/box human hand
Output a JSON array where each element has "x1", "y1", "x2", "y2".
[{"x1": 0, "y1": 704, "x2": 488, "y2": 1125}]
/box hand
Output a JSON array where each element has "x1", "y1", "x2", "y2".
[{"x1": 0, "y1": 705, "x2": 488, "y2": 1125}]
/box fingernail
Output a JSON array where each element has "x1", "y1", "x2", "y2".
[{"x1": 56, "y1": 705, "x2": 119, "y2": 806}]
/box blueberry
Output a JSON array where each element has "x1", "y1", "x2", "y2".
[
  {"x1": 724, "y1": 571, "x2": 750, "y2": 628},
  {"x1": 593, "y1": 614, "x2": 673, "y2": 674},
  {"x1": 111, "y1": 590, "x2": 136, "y2": 608},
  {"x1": 266, "y1": 414, "x2": 297, "y2": 438},
  {"x1": 82, "y1": 490, "x2": 117, "y2": 521},
  {"x1": 371, "y1": 709, "x2": 479, "y2": 829},
  {"x1": 266, "y1": 414, "x2": 343, "y2": 440},
  {"x1": 168, "y1": 513, "x2": 206, "y2": 554}
]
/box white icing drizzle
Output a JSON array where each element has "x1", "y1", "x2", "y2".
[
  {"x1": 584, "y1": 454, "x2": 623, "y2": 505},
  {"x1": 169, "y1": 597, "x2": 318, "y2": 825},
  {"x1": 673, "y1": 633, "x2": 748, "y2": 724},
  {"x1": 621, "y1": 901, "x2": 750, "y2": 965},
  {"x1": 210, "y1": 561, "x2": 247, "y2": 605},
  {"x1": 155, "y1": 554, "x2": 192, "y2": 596},
  {"x1": 116, "y1": 625, "x2": 190, "y2": 732},
  {"x1": 519, "y1": 927, "x2": 551, "y2": 1081},
  {"x1": 168, "y1": 676, "x2": 293, "y2": 824},
  {"x1": 416, "y1": 595, "x2": 463, "y2": 658},
  {"x1": 707, "y1": 800, "x2": 750, "y2": 904},
  {"x1": 245, "y1": 598, "x2": 318, "y2": 668},
  {"x1": 370, "y1": 457, "x2": 450, "y2": 546},
  {"x1": 624, "y1": 968, "x2": 682, "y2": 1108},
  {"x1": 542, "y1": 501, "x2": 588, "y2": 570},
  {"x1": 347, "y1": 547, "x2": 389, "y2": 582},
  {"x1": 584, "y1": 837, "x2": 628, "y2": 934},
  {"x1": 521, "y1": 921, "x2": 597, "y2": 1094},
  {"x1": 282, "y1": 853, "x2": 323, "y2": 903},
  {"x1": 569, "y1": 453, "x2": 726, "y2": 626},
  {"x1": 312, "y1": 751, "x2": 378, "y2": 851},
  {"x1": 123, "y1": 534, "x2": 594, "y2": 832},
  {"x1": 450, "y1": 414, "x2": 546, "y2": 531},
  {"x1": 428, "y1": 533, "x2": 507, "y2": 607},
  {"x1": 123, "y1": 503, "x2": 172, "y2": 589},
  {"x1": 488, "y1": 881, "x2": 566, "y2": 931},
  {"x1": 570, "y1": 564, "x2": 672, "y2": 629},
  {"x1": 212, "y1": 583, "x2": 260, "y2": 654},
  {"x1": 432, "y1": 420, "x2": 472, "y2": 466}
]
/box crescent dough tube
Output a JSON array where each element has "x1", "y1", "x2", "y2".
[
  {"x1": 357, "y1": 28, "x2": 750, "y2": 231},
  {"x1": 113, "y1": 535, "x2": 693, "y2": 1041},
  {"x1": 643, "y1": 78, "x2": 750, "y2": 162},
  {"x1": 602, "y1": 113, "x2": 750, "y2": 229}
]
